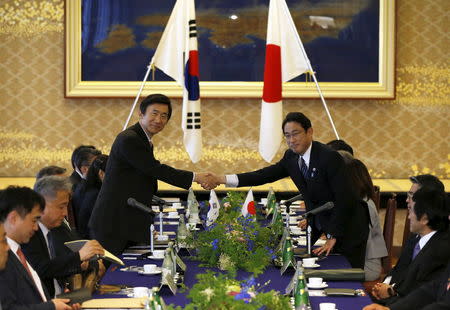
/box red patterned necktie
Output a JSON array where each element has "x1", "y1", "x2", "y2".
[{"x1": 16, "y1": 247, "x2": 33, "y2": 279}]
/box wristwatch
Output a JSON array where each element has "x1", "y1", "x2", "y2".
[{"x1": 326, "y1": 233, "x2": 334, "y2": 239}]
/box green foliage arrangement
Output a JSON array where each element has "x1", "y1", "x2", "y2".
[
  {"x1": 187, "y1": 192, "x2": 281, "y2": 275},
  {"x1": 166, "y1": 271, "x2": 291, "y2": 310}
]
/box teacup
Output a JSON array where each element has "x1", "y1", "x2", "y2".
[
  {"x1": 290, "y1": 227, "x2": 302, "y2": 234},
  {"x1": 152, "y1": 249, "x2": 165, "y2": 258},
  {"x1": 319, "y1": 303, "x2": 336, "y2": 310},
  {"x1": 143, "y1": 264, "x2": 157, "y2": 273},
  {"x1": 157, "y1": 234, "x2": 169, "y2": 241},
  {"x1": 133, "y1": 286, "x2": 149, "y2": 298},
  {"x1": 308, "y1": 277, "x2": 323, "y2": 286},
  {"x1": 168, "y1": 211, "x2": 178, "y2": 218},
  {"x1": 302, "y1": 257, "x2": 317, "y2": 267},
  {"x1": 261, "y1": 198, "x2": 268, "y2": 204}
]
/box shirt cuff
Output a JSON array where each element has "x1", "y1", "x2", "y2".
[
  {"x1": 225, "y1": 174, "x2": 239, "y2": 187},
  {"x1": 383, "y1": 276, "x2": 392, "y2": 285}
]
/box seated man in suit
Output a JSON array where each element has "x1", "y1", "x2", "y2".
[
  {"x1": 0, "y1": 186, "x2": 78, "y2": 310},
  {"x1": 207, "y1": 112, "x2": 370, "y2": 268},
  {"x1": 372, "y1": 186, "x2": 449, "y2": 305},
  {"x1": 22, "y1": 176, "x2": 104, "y2": 298},
  {"x1": 363, "y1": 263, "x2": 450, "y2": 310}
]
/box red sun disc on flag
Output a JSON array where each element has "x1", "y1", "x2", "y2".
[{"x1": 248, "y1": 201, "x2": 256, "y2": 215}]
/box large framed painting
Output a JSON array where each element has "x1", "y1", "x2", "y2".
[{"x1": 65, "y1": 0, "x2": 395, "y2": 98}]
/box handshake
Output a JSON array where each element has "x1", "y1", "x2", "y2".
[{"x1": 193, "y1": 172, "x2": 226, "y2": 190}]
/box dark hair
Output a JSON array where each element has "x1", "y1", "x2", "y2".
[
  {"x1": 74, "y1": 147, "x2": 101, "y2": 171},
  {"x1": 410, "y1": 174, "x2": 445, "y2": 193},
  {"x1": 139, "y1": 94, "x2": 172, "y2": 120},
  {"x1": 282, "y1": 112, "x2": 311, "y2": 132},
  {"x1": 71, "y1": 145, "x2": 98, "y2": 169},
  {"x1": 346, "y1": 158, "x2": 375, "y2": 201},
  {"x1": 412, "y1": 187, "x2": 448, "y2": 231},
  {"x1": 0, "y1": 186, "x2": 45, "y2": 222},
  {"x1": 36, "y1": 166, "x2": 67, "y2": 179},
  {"x1": 84, "y1": 154, "x2": 109, "y2": 190},
  {"x1": 327, "y1": 139, "x2": 354, "y2": 155}
]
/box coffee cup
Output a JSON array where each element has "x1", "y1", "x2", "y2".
[
  {"x1": 261, "y1": 198, "x2": 268, "y2": 204},
  {"x1": 152, "y1": 249, "x2": 165, "y2": 258},
  {"x1": 168, "y1": 211, "x2": 178, "y2": 218},
  {"x1": 157, "y1": 234, "x2": 169, "y2": 241},
  {"x1": 302, "y1": 257, "x2": 317, "y2": 266},
  {"x1": 133, "y1": 286, "x2": 149, "y2": 298},
  {"x1": 290, "y1": 227, "x2": 302, "y2": 234},
  {"x1": 319, "y1": 303, "x2": 336, "y2": 310},
  {"x1": 143, "y1": 264, "x2": 157, "y2": 273},
  {"x1": 308, "y1": 277, "x2": 323, "y2": 286}
]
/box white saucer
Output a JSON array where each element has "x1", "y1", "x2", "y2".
[
  {"x1": 303, "y1": 263, "x2": 320, "y2": 268},
  {"x1": 147, "y1": 255, "x2": 165, "y2": 260},
  {"x1": 307, "y1": 282, "x2": 328, "y2": 289},
  {"x1": 166, "y1": 215, "x2": 180, "y2": 219},
  {"x1": 138, "y1": 269, "x2": 162, "y2": 275}
]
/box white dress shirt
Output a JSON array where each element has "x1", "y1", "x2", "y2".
[
  {"x1": 39, "y1": 222, "x2": 62, "y2": 296},
  {"x1": 226, "y1": 142, "x2": 313, "y2": 187},
  {"x1": 7, "y1": 237, "x2": 48, "y2": 301}
]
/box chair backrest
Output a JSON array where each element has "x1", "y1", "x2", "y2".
[
  {"x1": 382, "y1": 194, "x2": 397, "y2": 273},
  {"x1": 373, "y1": 185, "x2": 381, "y2": 212},
  {"x1": 402, "y1": 214, "x2": 411, "y2": 247}
]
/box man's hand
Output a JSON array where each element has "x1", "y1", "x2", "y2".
[
  {"x1": 51, "y1": 299, "x2": 72, "y2": 310},
  {"x1": 372, "y1": 283, "x2": 392, "y2": 300},
  {"x1": 80, "y1": 261, "x2": 89, "y2": 271},
  {"x1": 312, "y1": 237, "x2": 336, "y2": 256},
  {"x1": 362, "y1": 304, "x2": 390, "y2": 310},
  {"x1": 297, "y1": 219, "x2": 307, "y2": 229},
  {"x1": 194, "y1": 172, "x2": 224, "y2": 190},
  {"x1": 79, "y1": 240, "x2": 105, "y2": 261}
]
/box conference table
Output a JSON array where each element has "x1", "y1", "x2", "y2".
[{"x1": 89, "y1": 202, "x2": 373, "y2": 309}]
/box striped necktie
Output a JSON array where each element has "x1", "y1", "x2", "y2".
[
  {"x1": 299, "y1": 156, "x2": 308, "y2": 179},
  {"x1": 16, "y1": 247, "x2": 33, "y2": 279}
]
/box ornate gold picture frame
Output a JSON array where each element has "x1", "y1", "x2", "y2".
[{"x1": 65, "y1": 0, "x2": 395, "y2": 98}]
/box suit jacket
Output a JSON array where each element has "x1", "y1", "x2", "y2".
[
  {"x1": 72, "y1": 182, "x2": 99, "y2": 239},
  {"x1": 385, "y1": 230, "x2": 450, "y2": 300},
  {"x1": 365, "y1": 198, "x2": 388, "y2": 259},
  {"x1": 22, "y1": 227, "x2": 81, "y2": 298},
  {"x1": 0, "y1": 250, "x2": 54, "y2": 310},
  {"x1": 390, "y1": 263, "x2": 450, "y2": 310},
  {"x1": 238, "y1": 141, "x2": 369, "y2": 267},
  {"x1": 89, "y1": 122, "x2": 193, "y2": 254}
]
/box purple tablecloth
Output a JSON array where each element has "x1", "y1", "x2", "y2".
[
  {"x1": 95, "y1": 253, "x2": 372, "y2": 309},
  {"x1": 94, "y1": 207, "x2": 373, "y2": 309}
]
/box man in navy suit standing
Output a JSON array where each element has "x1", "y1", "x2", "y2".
[
  {"x1": 0, "y1": 186, "x2": 78, "y2": 310},
  {"x1": 209, "y1": 112, "x2": 369, "y2": 268}
]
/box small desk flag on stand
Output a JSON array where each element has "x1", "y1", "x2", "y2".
[
  {"x1": 242, "y1": 189, "x2": 256, "y2": 217},
  {"x1": 206, "y1": 190, "x2": 220, "y2": 226},
  {"x1": 151, "y1": 0, "x2": 202, "y2": 163}
]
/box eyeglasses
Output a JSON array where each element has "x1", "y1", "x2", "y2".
[{"x1": 284, "y1": 130, "x2": 304, "y2": 140}]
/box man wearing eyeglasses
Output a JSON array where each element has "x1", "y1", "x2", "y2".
[
  {"x1": 89, "y1": 94, "x2": 213, "y2": 256},
  {"x1": 206, "y1": 112, "x2": 370, "y2": 269},
  {"x1": 372, "y1": 178, "x2": 449, "y2": 306}
]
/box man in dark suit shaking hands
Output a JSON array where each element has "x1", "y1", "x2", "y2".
[
  {"x1": 89, "y1": 94, "x2": 212, "y2": 255},
  {"x1": 209, "y1": 112, "x2": 369, "y2": 268}
]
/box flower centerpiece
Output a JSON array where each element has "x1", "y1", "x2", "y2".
[
  {"x1": 166, "y1": 271, "x2": 291, "y2": 310},
  {"x1": 187, "y1": 192, "x2": 282, "y2": 275}
]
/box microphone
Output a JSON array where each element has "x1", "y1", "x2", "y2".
[
  {"x1": 151, "y1": 195, "x2": 167, "y2": 206},
  {"x1": 299, "y1": 201, "x2": 334, "y2": 219},
  {"x1": 283, "y1": 193, "x2": 303, "y2": 205},
  {"x1": 127, "y1": 198, "x2": 156, "y2": 215}
]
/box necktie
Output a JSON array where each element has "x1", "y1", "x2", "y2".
[
  {"x1": 47, "y1": 231, "x2": 56, "y2": 259},
  {"x1": 412, "y1": 241, "x2": 421, "y2": 260},
  {"x1": 299, "y1": 156, "x2": 308, "y2": 179},
  {"x1": 16, "y1": 247, "x2": 33, "y2": 279}
]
